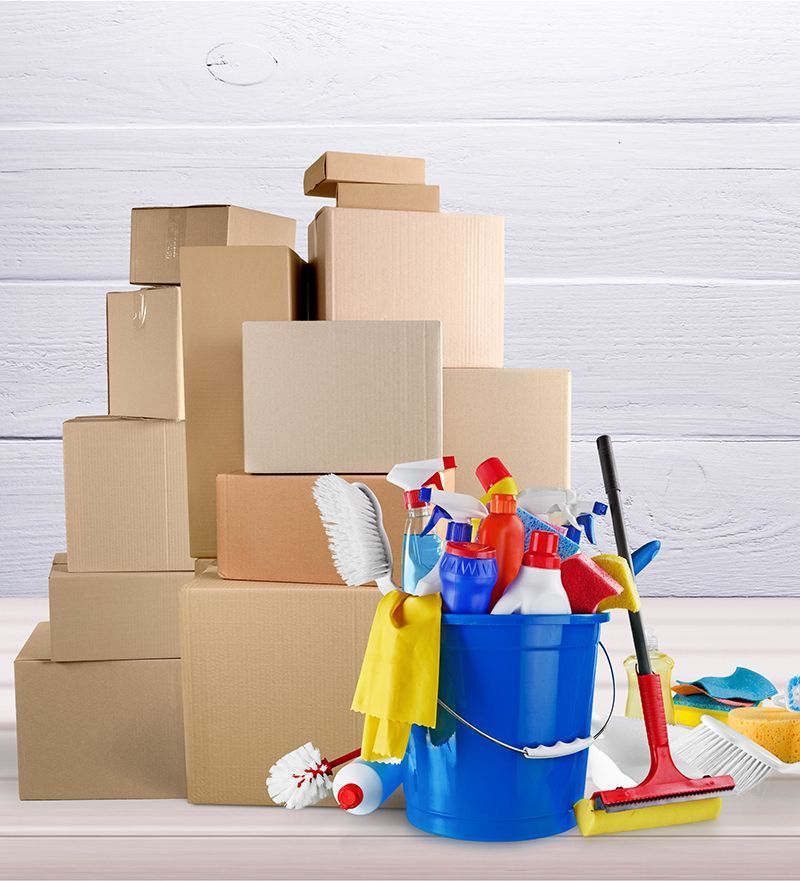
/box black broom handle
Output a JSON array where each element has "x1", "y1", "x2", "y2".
[{"x1": 596, "y1": 435, "x2": 652, "y2": 677}]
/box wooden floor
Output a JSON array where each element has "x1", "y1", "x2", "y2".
[{"x1": 3, "y1": 598, "x2": 800, "y2": 879}]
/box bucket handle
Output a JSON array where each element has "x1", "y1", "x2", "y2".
[{"x1": 436, "y1": 641, "x2": 615, "y2": 760}]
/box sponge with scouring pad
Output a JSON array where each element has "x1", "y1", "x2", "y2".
[
  {"x1": 517, "y1": 509, "x2": 580, "y2": 560},
  {"x1": 592, "y1": 554, "x2": 641, "y2": 612},
  {"x1": 560, "y1": 554, "x2": 623, "y2": 613}
]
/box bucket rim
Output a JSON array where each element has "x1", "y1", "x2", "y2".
[{"x1": 441, "y1": 612, "x2": 610, "y2": 626}]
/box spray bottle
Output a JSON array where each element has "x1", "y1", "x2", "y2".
[
  {"x1": 414, "y1": 487, "x2": 489, "y2": 596},
  {"x1": 517, "y1": 487, "x2": 608, "y2": 545},
  {"x1": 333, "y1": 758, "x2": 405, "y2": 815},
  {"x1": 386, "y1": 457, "x2": 457, "y2": 593}
]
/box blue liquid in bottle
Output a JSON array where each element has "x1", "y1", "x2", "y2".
[{"x1": 401, "y1": 507, "x2": 442, "y2": 593}]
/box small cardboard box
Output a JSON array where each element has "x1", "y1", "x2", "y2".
[
  {"x1": 48, "y1": 554, "x2": 192, "y2": 661},
  {"x1": 63, "y1": 417, "x2": 193, "y2": 572},
  {"x1": 217, "y1": 471, "x2": 449, "y2": 584},
  {"x1": 15, "y1": 623, "x2": 185, "y2": 800},
  {"x1": 180, "y1": 568, "x2": 378, "y2": 805},
  {"x1": 335, "y1": 182, "x2": 440, "y2": 212},
  {"x1": 181, "y1": 246, "x2": 307, "y2": 558},
  {"x1": 107, "y1": 286, "x2": 184, "y2": 420},
  {"x1": 242, "y1": 320, "x2": 442, "y2": 474},
  {"x1": 130, "y1": 205, "x2": 296, "y2": 285},
  {"x1": 444, "y1": 368, "x2": 572, "y2": 496},
  {"x1": 308, "y1": 208, "x2": 504, "y2": 367},
  {"x1": 304, "y1": 151, "x2": 425, "y2": 198}
]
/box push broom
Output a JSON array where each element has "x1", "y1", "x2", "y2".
[{"x1": 574, "y1": 435, "x2": 735, "y2": 835}]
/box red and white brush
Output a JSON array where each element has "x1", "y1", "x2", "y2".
[{"x1": 266, "y1": 742, "x2": 360, "y2": 809}]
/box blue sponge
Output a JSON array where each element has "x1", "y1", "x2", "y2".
[
  {"x1": 517, "y1": 510, "x2": 580, "y2": 560},
  {"x1": 672, "y1": 693, "x2": 735, "y2": 714},
  {"x1": 677, "y1": 667, "x2": 777, "y2": 703}
]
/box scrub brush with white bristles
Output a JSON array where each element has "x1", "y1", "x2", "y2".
[
  {"x1": 673, "y1": 715, "x2": 800, "y2": 795},
  {"x1": 312, "y1": 474, "x2": 396, "y2": 594},
  {"x1": 266, "y1": 742, "x2": 361, "y2": 809}
]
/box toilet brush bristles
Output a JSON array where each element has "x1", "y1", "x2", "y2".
[{"x1": 266, "y1": 742, "x2": 360, "y2": 809}]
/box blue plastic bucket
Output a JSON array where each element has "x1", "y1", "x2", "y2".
[{"x1": 403, "y1": 612, "x2": 609, "y2": 841}]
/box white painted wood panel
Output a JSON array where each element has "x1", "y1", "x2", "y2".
[
  {"x1": 5, "y1": 281, "x2": 799, "y2": 438},
  {"x1": 2, "y1": 2, "x2": 799, "y2": 125},
  {"x1": 3, "y1": 124, "x2": 800, "y2": 281},
  {"x1": 2, "y1": 438, "x2": 797, "y2": 596}
]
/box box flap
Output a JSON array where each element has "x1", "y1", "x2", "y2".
[{"x1": 16, "y1": 622, "x2": 51, "y2": 662}]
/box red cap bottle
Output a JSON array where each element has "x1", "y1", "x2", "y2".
[{"x1": 477, "y1": 492, "x2": 525, "y2": 608}]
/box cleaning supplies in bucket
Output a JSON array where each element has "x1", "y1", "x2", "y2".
[
  {"x1": 387, "y1": 457, "x2": 456, "y2": 593},
  {"x1": 333, "y1": 757, "x2": 405, "y2": 814},
  {"x1": 491, "y1": 531, "x2": 570, "y2": 615}
]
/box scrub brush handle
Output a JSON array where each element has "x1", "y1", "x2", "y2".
[{"x1": 596, "y1": 435, "x2": 652, "y2": 677}]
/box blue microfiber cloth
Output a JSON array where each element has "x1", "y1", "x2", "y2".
[
  {"x1": 787, "y1": 674, "x2": 800, "y2": 712},
  {"x1": 672, "y1": 693, "x2": 735, "y2": 713},
  {"x1": 517, "y1": 510, "x2": 580, "y2": 560},
  {"x1": 677, "y1": 667, "x2": 777, "y2": 703}
]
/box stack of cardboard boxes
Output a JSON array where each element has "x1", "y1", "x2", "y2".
[{"x1": 15, "y1": 151, "x2": 571, "y2": 807}]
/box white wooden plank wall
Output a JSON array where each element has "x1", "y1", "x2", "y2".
[{"x1": 1, "y1": 2, "x2": 799, "y2": 597}]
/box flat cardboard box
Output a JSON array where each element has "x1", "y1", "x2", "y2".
[
  {"x1": 15, "y1": 623, "x2": 185, "y2": 800},
  {"x1": 63, "y1": 417, "x2": 193, "y2": 572},
  {"x1": 130, "y1": 205, "x2": 297, "y2": 285},
  {"x1": 48, "y1": 554, "x2": 192, "y2": 661},
  {"x1": 444, "y1": 368, "x2": 571, "y2": 496},
  {"x1": 304, "y1": 151, "x2": 425, "y2": 198},
  {"x1": 107, "y1": 286, "x2": 184, "y2": 420},
  {"x1": 217, "y1": 471, "x2": 446, "y2": 584},
  {"x1": 308, "y1": 208, "x2": 504, "y2": 367},
  {"x1": 243, "y1": 321, "x2": 442, "y2": 473},
  {"x1": 181, "y1": 568, "x2": 380, "y2": 805},
  {"x1": 335, "y1": 182, "x2": 440, "y2": 212},
  {"x1": 181, "y1": 246, "x2": 307, "y2": 558}
]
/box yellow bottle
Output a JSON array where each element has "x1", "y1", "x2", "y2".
[{"x1": 624, "y1": 627, "x2": 675, "y2": 724}]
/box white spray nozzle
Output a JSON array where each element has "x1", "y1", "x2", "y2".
[
  {"x1": 386, "y1": 456, "x2": 457, "y2": 492},
  {"x1": 518, "y1": 487, "x2": 603, "y2": 530},
  {"x1": 418, "y1": 486, "x2": 487, "y2": 522}
]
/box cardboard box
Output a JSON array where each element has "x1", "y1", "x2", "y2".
[
  {"x1": 308, "y1": 208, "x2": 504, "y2": 367},
  {"x1": 304, "y1": 151, "x2": 425, "y2": 198},
  {"x1": 15, "y1": 623, "x2": 185, "y2": 800},
  {"x1": 130, "y1": 205, "x2": 296, "y2": 285},
  {"x1": 107, "y1": 286, "x2": 184, "y2": 420},
  {"x1": 48, "y1": 554, "x2": 192, "y2": 661},
  {"x1": 181, "y1": 246, "x2": 307, "y2": 557},
  {"x1": 243, "y1": 320, "x2": 442, "y2": 473},
  {"x1": 335, "y1": 182, "x2": 440, "y2": 212},
  {"x1": 444, "y1": 368, "x2": 571, "y2": 496},
  {"x1": 63, "y1": 417, "x2": 193, "y2": 572},
  {"x1": 181, "y1": 568, "x2": 379, "y2": 805}
]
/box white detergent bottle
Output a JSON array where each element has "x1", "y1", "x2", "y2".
[
  {"x1": 332, "y1": 759, "x2": 404, "y2": 815},
  {"x1": 414, "y1": 487, "x2": 488, "y2": 596},
  {"x1": 491, "y1": 530, "x2": 571, "y2": 614}
]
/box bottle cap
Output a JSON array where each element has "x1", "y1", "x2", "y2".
[
  {"x1": 337, "y1": 782, "x2": 364, "y2": 810},
  {"x1": 523, "y1": 530, "x2": 561, "y2": 569},
  {"x1": 445, "y1": 541, "x2": 496, "y2": 560},
  {"x1": 475, "y1": 457, "x2": 513, "y2": 492},
  {"x1": 488, "y1": 492, "x2": 517, "y2": 514},
  {"x1": 565, "y1": 525, "x2": 582, "y2": 544},
  {"x1": 403, "y1": 489, "x2": 426, "y2": 510},
  {"x1": 446, "y1": 521, "x2": 473, "y2": 543},
  {"x1": 593, "y1": 501, "x2": 608, "y2": 516}
]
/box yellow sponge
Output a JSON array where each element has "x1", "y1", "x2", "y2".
[
  {"x1": 574, "y1": 796, "x2": 722, "y2": 836},
  {"x1": 592, "y1": 555, "x2": 641, "y2": 612},
  {"x1": 728, "y1": 707, "x2": 800, "y2": 764}
]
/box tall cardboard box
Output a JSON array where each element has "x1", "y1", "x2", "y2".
[
  {"x1": 130, "y1": 205, "x2": 296, "y2": 285},
  {"x1": 15, "y1": 623, "x2": 186, "y2": 800},
  {"x1": 107, "y1": 286, "x2": 184, "y2": 420},
  {"x1": 444, "y1": 368, "x2": 571, "y2": 496},
  {"x1": 308, "y1": 208, "x2": 504, "y2": 367},
  {"x1": 181, "y1": 246, "x2": 306, "y2": 558},
  {"x1": 63, "y1": 417, "x2": 193, "y2": 572},
  {"x1": 243, "y1": 320, "x2": 443, "y2": 474},
  {"x1": 216, "y1": 471, "x2": 451, "y2": 584},
  {"x1": 181, "y1": 568, "x2": 378, "y2": 805},
  {"x1": 304, "y1": 151, "x2": 425, "y2": 197},
  {"x1": 48, "y1": 555, "x2": 191, "y2": 661}
]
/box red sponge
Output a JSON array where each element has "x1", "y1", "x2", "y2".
[{"x1": 560, "y1": 554, "x2": 623, "y2": 613}]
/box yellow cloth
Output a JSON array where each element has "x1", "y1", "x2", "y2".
[{"x1": 351, "y1": 590, "x2": 441, "y2": 761}]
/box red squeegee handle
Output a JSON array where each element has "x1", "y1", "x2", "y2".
[{"x1": 597, "y1": 435, "x2": 652, "y2": 677}]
